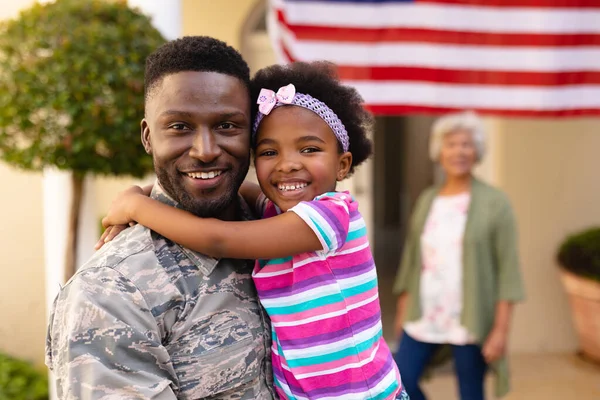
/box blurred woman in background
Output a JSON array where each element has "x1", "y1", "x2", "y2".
[{"x1": 392, "y1": 111, "x2": 525, "y2": 400}]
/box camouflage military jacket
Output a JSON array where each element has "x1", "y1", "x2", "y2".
[{"x1": 46, "y1": 184, "x2": 274, "y2": 400}]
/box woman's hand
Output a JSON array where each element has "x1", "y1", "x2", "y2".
[
  {"x1": 482, "y1": 327, "x2": 508, "y2": 364},
  {"x1": 393, "y1": 293, "x2": 409, "y2": 339},
  {"x1": 482, "y1": 301, "x2": 513, "y2": 363}
]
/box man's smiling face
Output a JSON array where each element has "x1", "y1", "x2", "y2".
[{"x1": 142, "y1": 71, "x2": 251, "y2": 218}]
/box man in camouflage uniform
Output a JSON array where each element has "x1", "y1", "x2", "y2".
[{"x1": 45, "y1": 37, "x2": 274, "y2": 399}]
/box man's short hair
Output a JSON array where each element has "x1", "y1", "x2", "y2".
[{"x1": 144, "y1": 36, "x2": 250, "y2": 103}]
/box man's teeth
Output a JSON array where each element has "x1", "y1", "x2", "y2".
[
  {"x1": 278, "y1": 182, "x2": 308, "y2": 192},
  {"x1": 187, "y1": 171, "x2": 222, "y2": 180}
]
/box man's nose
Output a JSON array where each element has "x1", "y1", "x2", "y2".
[{"x1": 189, "y1": 129, "x2": 222, "y2": 163}]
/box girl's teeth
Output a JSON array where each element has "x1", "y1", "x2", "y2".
[{"x1": 278, "y1": 183, "x2": 308, "y2": 191}]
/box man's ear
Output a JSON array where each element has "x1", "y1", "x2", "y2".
[
  {"x1": 141, "y1": 119, "x2": 152, "y2": 155},
  {"x1": 336, "y1": 152, "x2": 353, "y2": 181}
]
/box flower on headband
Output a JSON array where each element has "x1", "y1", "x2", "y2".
[
  {"x1": 257, "y1": 84, "x2": 296, "y2": 115},
  {"x1": 252, "y1": 85, "x2": 351, "y2": 153}
]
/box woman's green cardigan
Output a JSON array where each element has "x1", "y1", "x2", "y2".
[{"x1": 393, "y1": 177, "x2": 525, "y2": 397}]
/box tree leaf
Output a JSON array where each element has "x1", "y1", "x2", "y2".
[{"x1": 0, "y1": 0, "x2": 165, "y2": 178}]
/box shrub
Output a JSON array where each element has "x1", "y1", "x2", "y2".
[
  {"x1": 557, "y1": 227, "x2": 600, "y2": 282},
  {"x1": 0, "y1": 353, "x2": 48, "y2": 400}
]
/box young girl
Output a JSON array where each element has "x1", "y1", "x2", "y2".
[{"x1": 100, "y1": 62, "x2": 408, "y2": 400}]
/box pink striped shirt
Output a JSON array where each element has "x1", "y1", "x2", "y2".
[{"x1": 252, "y1": 192, "x2": 405, "y2": 399}]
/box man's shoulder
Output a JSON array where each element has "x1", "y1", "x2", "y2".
[
  {"x1": 54, "y1": 224, "x2": 181, "y2": 321},
  {"x1": 74, "y1": 224, "x2": 160, "y2": 287}
]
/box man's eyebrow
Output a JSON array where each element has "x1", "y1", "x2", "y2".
[
  {"x1": 158, "y1": 110, "x2": 195, "y2": 118},
  {"x1": 220, "y1": 111, "x2": 247, "y2": 119},
  {"x1": 158, "y1": 110, "x2": 247, "y2": 120}
]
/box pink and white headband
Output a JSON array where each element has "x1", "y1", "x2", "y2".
[{"x1": 252, "y1": 84, "x2": 350, "y2": 152}]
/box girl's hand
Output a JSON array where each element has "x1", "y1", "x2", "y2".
[
  {"x1": 94, "y1": 185, "x2": 146, "y2": 250},
  {"x1": 94, "y1": 224, "x2": 132, "y2": 250},
  {"x1": 101, "y1": 185, "x2": 145, "y2": 228}
]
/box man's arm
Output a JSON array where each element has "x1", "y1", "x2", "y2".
[{"x1": 46, "y1": 268, "x2": 178, "y2": 400}]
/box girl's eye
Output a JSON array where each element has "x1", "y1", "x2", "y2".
[
  {"x1": 301, "y1": 147, "x2": 320, "y2": 153},
  {"x1": 259, "y1": 150, "x2": 277, "y2": 157}
]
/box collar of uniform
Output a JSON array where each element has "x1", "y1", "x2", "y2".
[{"x1": 150, "y1": 181, "x2": 256, "y2": 276}]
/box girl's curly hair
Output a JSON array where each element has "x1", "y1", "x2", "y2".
[{"x1": 251, "y1": 61, "x2": 373, "y2": 175}]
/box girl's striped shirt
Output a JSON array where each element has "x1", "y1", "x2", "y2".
[{"x1": 252, "y1": 191, "x2": 406, "y2": 400}]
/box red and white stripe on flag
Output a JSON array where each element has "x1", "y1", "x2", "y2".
[{"x1": 268, "y1": 0, "x2": 600, "y2": 117}]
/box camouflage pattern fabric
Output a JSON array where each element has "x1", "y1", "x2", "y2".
[{"x1": 46, "y1": 184, "x2": 274, "y2": 400}]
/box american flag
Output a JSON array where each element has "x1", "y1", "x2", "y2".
[{"x1": 268, "y1": 0, "x2": 600, "y2": 117}]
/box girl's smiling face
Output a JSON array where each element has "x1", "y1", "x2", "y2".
[{"x1": 254, "y1": 106, "x2": 352, "y2": 212}]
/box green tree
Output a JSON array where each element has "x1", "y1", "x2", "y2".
[{"x1": 0, "y1": 0, "x2": 164, "y2": 280}]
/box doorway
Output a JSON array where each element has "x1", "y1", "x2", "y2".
[{"x1": 373, "y1": 115, "x2": 435, "y2": 341}]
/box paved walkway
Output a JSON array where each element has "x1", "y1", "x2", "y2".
[{"x1": 418, "y1": 353, "x2": 599, "y2": 399}]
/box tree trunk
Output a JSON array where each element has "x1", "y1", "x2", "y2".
[{"x1": 64, "y1": 173, "x2": 84, "y2": 282}]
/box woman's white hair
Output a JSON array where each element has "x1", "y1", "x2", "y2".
[{"x1": 429, "y1": 110, "x2": 486, "y2": 162}]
